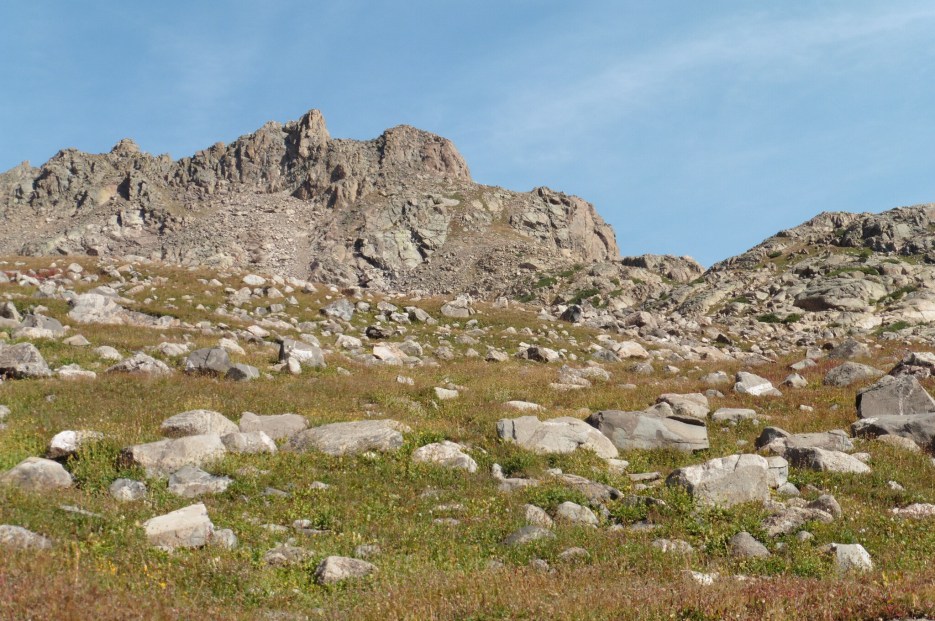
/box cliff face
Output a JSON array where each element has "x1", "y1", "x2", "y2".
[{"x1": 0, "y1": 109, "x2": 624, "y2": 296}]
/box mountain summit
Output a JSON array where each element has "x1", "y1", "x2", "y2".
[{"x1": 0, "y1": 109, "x2": 654, "y2": 296}]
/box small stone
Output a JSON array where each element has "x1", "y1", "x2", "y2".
[{"x1": 109, "y1": 478, "x2": 147, "y2": 502}]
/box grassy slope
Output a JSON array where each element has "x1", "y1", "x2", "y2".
[{"x1": 0, "y1": 257, "x2": 934, "y2": 620}]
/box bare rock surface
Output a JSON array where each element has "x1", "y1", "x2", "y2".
[
  {"x1": 286, "y1": 420, "x2": 409, "y2": 456},
  {"x1": 497, "y1": 416, "x2": 618, "y2": 458}
]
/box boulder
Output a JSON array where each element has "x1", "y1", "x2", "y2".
[
  {"x1": 411, "y1": 441, "x2": 477, "y2": 472},
  {"x1": 734, "y1": 372, "x2": 781, "y2": 397},
  {"x1": 143, "y1": 503, "x2": 214, "y2": 550},
  {"x1": 0, "y1": 457, "x2": 73, "y2": 491},
  {"x1": 239, "y1": 411, "x2": 307, "y2": 440},
  {"x1": 656, "y1": 393, "x2": 709, "y2": 422},
  {"x1": 313, "y1": 556, "x2": 376, "y2": 585},
  {"x1": 832, "y1": 543, "x2": 873, "y2": 573},
  {"x1": 666, "y1": 454, "x2": 770, "y2": 508},
  {"x1": 553, "y1": 501, "x2": 599, "y2": 527},
  {"x1": 502, "y1": 525, "x2": 555, "y2": 546},
  {"x1": 856, "y1": 375, "x2": 935, "y2": 419},
  {"x1": 184, "y1": 348, "x2": 232, "y2": 375},
  {"x1": 105, "y1": 353, "x2": 172, "y2": 376},
  {"x1": 46, "y1": 430, "x2": 104, "y2": 459},
  {"x1": 729, "y1": 531, "x2": 769, "y2": 558},
  {"x1": 823, "y1": 362, "x2": 882, "y2": 387},
  {"x1": 285, "y1": 419, "x2": 409, "y2": 456},
  {"x1": 793, "y1": 278, "x2": 887, "y2": 312},
  {"x1": 279, "y1": 338, "x2": 325, "y2": 368},
  {"x1": 0, "y1": 343, "x2": 52, "y2": 379},
  {"x1": 827, "y1": 338, "x2": 871, "y2": 360},
  {"x1": 321, "y1": 299, "x2": 355, "y2": 321},
  {"x1": 120, "y1": 434, "x2": 227, "y2": 476},
  {"x1": 0, "y1": 525, "x2": 52, "y2": 550},
  {"x1": 785, "y1": 447, "x2": 871, "y2": 474},
  {"x1": 497, "y1": 416, "x2": 619, "y2": 458},
  {"x1": 225, "y1": 363, "x2": 259, "y2": 381},
  {"x1": 757, "y1": 428, "x2": 854, "y2": 456},
  {"x1": 161, "y1": 410, "x2": 238, "y2": 438},
  {"x1": 711, "y1": 408, "x2": 760, "y2": 424},
  {"x1": 586, "y1": 410, "x2": 708, "y2": 452},
  {"x1": 761, "y1": 504, "x2": 834, "y2": 536},
  {"x1": 221, "y1": 431, "x2": 277, "y2": 454},
  {"x1": 851, "y1": 414, "x2": 935, "y2": 450},
  {"x1": 109, "y1": 478, "x2": 147, "y2": 502},
  {"x1": 168, "y1": 465, "x2": 232, "y2": 498}
]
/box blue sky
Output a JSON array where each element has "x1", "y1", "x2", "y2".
[{"x1": 3, "y1": 1, "x2": 935, "y2": 266}]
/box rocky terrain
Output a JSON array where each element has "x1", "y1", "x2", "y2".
[
  {"x1": 0, "y1": 109, "x2": 704, "y2": 305},
  {"x1": 4, "y1": 113, "x2": 935, "y2": 620},
  {"x1": 1, "y1": 255, "x2": 935, "y2": 620}
]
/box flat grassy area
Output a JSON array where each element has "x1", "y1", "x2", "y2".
[{"x1": 1, "y1": 256, "x2": 934, "y2": 620}]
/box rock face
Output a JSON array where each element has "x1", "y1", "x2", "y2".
[
  {"x1": 666, "y1": 454, "x2": 770, "y2": 508},
  {"x1": 851, "y1": 414, "x2": 935, "y2": 450},
  {"x1": 496, "y1": 416, "x2": 619, "y2": 458},
  {"x1": 285, "y1": 419, "x2": 409, "y2": 456},
  {"x1": 0, "y1": 109, "x2": 627, "y2": 299},
  {"x1": 586, "y1": 410, "x2": 708, "y2": 452}
]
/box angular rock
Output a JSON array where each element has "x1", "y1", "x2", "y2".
[
  {"x1": 586, "y1": 410, "x2": 708, "y2": 452},
  {"x1": 411, "y1": 441, "x2": 477, "y2": 472},
  {"x1": 502, "y1": 525, "x2": 555, "y2": 546},
  {"x1": 711, "y1": 408, "x2": 759, "y2": 424},
  {"x1": 286, "y1": 419, "x2": 409, "y2": 456},
  {"x1": 0, "y1": 457, "x2": 73, "y2": 491},
  {"x1": 184, "y1": 347, "x2": 232, "y2": 375},
  {"x1": 761, "y1": 505, "x2": 834, "y2": 537},
  {"x1": 656, "y1": 393, "x2": 709, "y2": 422},
  {"x1": 105, "y1": 353, "x2": 172, "y2": 376},
  {"x1": 225, "y1": 363, "x2": 259, "y2": 381},
  {"x1": 553, "y1": 501, "x2": 598, "y2": 527},
  {"x1": 832, "y1": 543, "x2": 873, "y2": 573},
  {"x1": 827, "y1": 338, "x2": 871, "y2": 360},
  {"x1": 823, "y1": 362, "x2": 882, "y2": 387},
  {"x1": 0, "y1": 524, "x2": 52, "y2": 550},
  {"x1": 279, "y1": 338, "x2": 325, "y2": 368},
  {"x1": 239, "y1": 411, "x2": 307, "y2": 440},
  {"x1": 851, "y1": 414, "x2": 935, "y2": 450},
  {"x1": 221, "y1": 431, "x2": 277, "y2": 454},
  {"x1": 168, "y1": 465, "x2": 232, "y2": 498},
  {"x1": 143, "y1": 503, "x2": 213, "y2": 550},
  {"x1": 666, "y1": 454, "x2": 769, "y2": 508},
  {"x1": 497, "y1": 416, "x2": 618, "y2": 459},
  {"x1": 734, "y1": 372, "x2": 781, "y2": 397},
  {"x1": 785, "y1": 447, "x2": 871, "y2": 474},
  {"x1": 120, "y1": 434, "x2": 227, "y2": 476},
  {"x1": 46, "y1": 430, "x2": 104, "y2": 459},
  {"x1": 109, "y1": 478, "x2": 147, "y2": 502},
  {"x1": 524, "y1": 504, "x2": 554, "y2": 529},
  {"x1": 161, "y1": 410, "x2": 238, "y2": 438},
  {"x1": 0, "y1": 343, "x2": 52, "y2": 379},
  {"x1": 729, "y1": 531, "x2": 769, "y2": 558},
  {"x1": 321, "y1": 299, "x2": 355, "y2": 322},
  {"x1": 856, "y1": 374, "x2": 935, "y2": 419},
  {"x1": 313, "y1": 556, "x2": 376, "y2": 585}
]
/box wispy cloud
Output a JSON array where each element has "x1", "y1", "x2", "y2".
[{"x1": 482, "y1": 5, "x2": 935, "y2": 159}]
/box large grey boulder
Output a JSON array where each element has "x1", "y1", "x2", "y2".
[
  {"x1": 68, "y1": 293, "x2": 162, "y2": 327},
  {"x1": 0, "y1": 343, "x2": 52, "y2": 379},
  {"x1": 823, "y1": 362, "x2": 882, "y2": 387},
  {"x1": 729, "y1": 531, "x2": 769, "y2": 558},
  {"x1": 502, "y1": 525, "x2": 555, "y2": 546},
  {"x1": 20, "y1": 314, "x2": 66, "y2": 337},
  {"x1": 827, "y1": 338, "x2": 871, "y2": 360},
  {"x1": 856, "y1": 375, "x2": 935, "y2": 419},
  {"x1": 143, "y1": 503, "x2": 214, "y2": 550},
  {"x1": 0, "y1": 457, "x2": 73, "y2": 491},
  {"x1": 120, "y1": 434, "x2": 227, "y2": 476},
  {"x1": 586, "y1": 410, "x2": 708, "y2": 452},
  {"x1": 239, "y1": 411, "x2": 307, "y2": 440},
  {"x1": 851, "y1": 414, "x2": 935, "y2": 450},
  {"x1": 666, "y1": 454, "x2": 770, "y2": 508},
  {"x1": 225, "y1": 363, "x2": 259, "y2": 381},
  {"x1": 832, "y1": 543, "x2": 873, "y2": 573},
  {"x1": 0, "y1": 524, "x2": 52, "y2": 550},
  {"x1": 105, "y1": 353, "x2": 172, "y2": 376},
  {"x1": 734, "y1": 372, "x2": 781, "y2": 397},
  {"x1": 161, "y1": 410, "x2": 238, "y2": 438},
  {"x1": 184, "y1": 348, "x2": 232, "y2": 375},
  {"x1": 411, "y1": 441, "x2": 477, "y2": 472},
  {"x1": 285, "y1": 419, "x2": 410, "y2": 456},
  {"x1": 313, "y1": 556, "x2": 376, "y2": 585},
  {"x1": 497, "y1": 416, "x2": 619, "y2": 458},
  {"x1": 761, "y1": 504, "x2": 834, "y2": 536},
  {"x1": 553, "y1": 501, "x2": 599, "y2": 527},
  {"x1": 785, "y1": 447, "x2": 871, "y2": 474},
  {"x1": 168, "y1": 465, "x2": 232, "y2": 498},
  {"x1": 279, "y1": 338, "x2": 325, "y2": 368}
]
